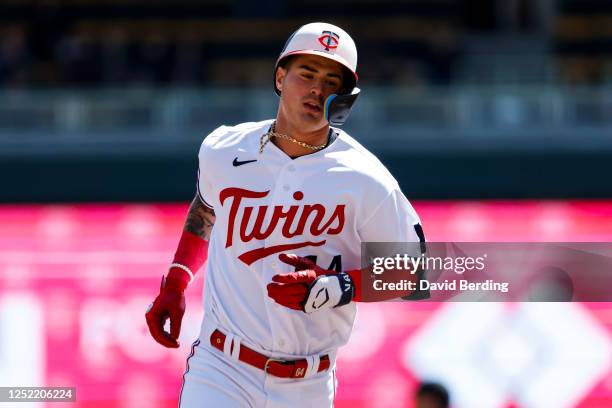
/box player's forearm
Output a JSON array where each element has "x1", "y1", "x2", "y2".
[
  {"x1": 184, "y1": 196, "x2": 216, "y2": 240},
  {"x1": 165, "y1": 196, "x2": 215, "y2": 291},
  {"x1": 347, "y1": 264, "x2": 420, "y2": 302}
]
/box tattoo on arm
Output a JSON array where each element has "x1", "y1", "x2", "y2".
[{"x1": 184, "y1": 195, "x2": 216, "y2": 240}]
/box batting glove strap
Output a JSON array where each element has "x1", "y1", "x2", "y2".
[
  {"x1": 303, "y1": 272, "x2": 355, "y2": 314},
  {"x1": 335, "y1": 271, "x2": 355, "y2": 307}
]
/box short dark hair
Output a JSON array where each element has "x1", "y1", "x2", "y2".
[
  {"x1": 416, "y1": 382, "x2": 449, "y2": 408},
  {"x1": 278, "y1": 55, "x2": 297, "y2": 71}
]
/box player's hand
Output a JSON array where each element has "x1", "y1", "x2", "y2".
[
  {"x1": 267, "y1": 254, "x2": 355, "y2": 313},
  {"x1": 145, "y1": 276, "x2": 186, "y2": 348}
]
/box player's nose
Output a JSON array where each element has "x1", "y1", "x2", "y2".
[{"x1": 309, "y1": 80, "x2": 324, "y2": 98}]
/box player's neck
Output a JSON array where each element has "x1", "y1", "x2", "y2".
[{"x1": 272, "y1": 116, "x2": 329, "y2": 158}]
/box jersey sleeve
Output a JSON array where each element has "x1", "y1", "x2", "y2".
[
  {"x1": 354, "y1": 188, "x2": 427, "y2": 301},
  {"x1": 357, "y1": 188, "x2": 424, "y2": 244},
  {"x1": 196, "y1": 166, "x2": 214, "y2": 209},
  {"x1": 196, "y1": 126, "x2": 226, "y2": 209}
]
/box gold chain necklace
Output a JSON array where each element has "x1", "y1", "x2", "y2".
[{"x1": 259, "y1": 122, "x2": 328, "y2": 154}]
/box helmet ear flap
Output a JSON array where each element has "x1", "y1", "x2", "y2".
[{"x1": 324, "y1": 87, "x2": 360, "y2": 126}]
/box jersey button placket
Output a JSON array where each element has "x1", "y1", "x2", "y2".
[
  {"x1": 265, "y1": 162, "x2": 294, "y2": 353},
  {"x1": 275, "y1": 162, "x2": 296, "y2": 197}
]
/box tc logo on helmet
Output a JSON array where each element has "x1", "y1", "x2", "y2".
[{"x1": 318, "y1": 31, "x2": 339, "y2": 52}]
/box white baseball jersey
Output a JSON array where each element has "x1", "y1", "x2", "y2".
[{"x1": 196, "y1": 119, "x2": 421, "y2": 358}]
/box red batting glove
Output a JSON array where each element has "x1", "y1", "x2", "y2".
[
  {"x1": 145, "y1": 230, "x2": 208, "y2": 348},
  {"x1": 267, "y1": 254, "x2": 354, "y2": 313},
  {"x1": 266, "y1": 254, "x2": 327, "y2": 310},
  {"x1": 145, "y1": 273, "x2": 186, "y2": 348}
]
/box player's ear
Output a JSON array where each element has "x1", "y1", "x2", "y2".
[{"x1": 275, "y1": 67, "x2": 287, "y2": 93}]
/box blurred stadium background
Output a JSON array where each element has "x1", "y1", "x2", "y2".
[{"x1": 1, "y1": 0, "x2": 611, "y2": 407}]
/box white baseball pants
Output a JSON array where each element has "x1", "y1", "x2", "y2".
[{"x1": 179, "y1": 328, "x2": 337, "y2": 407}]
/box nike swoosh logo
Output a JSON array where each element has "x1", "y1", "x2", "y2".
[{"x1": 233, "y1": 157, "x2": 257, "y2": 167}]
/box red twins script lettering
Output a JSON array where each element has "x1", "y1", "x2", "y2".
[{"x1": 219, "y1": 187, "x2": 345, "y2": 265}]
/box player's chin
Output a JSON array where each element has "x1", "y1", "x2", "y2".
[{"x1": 299, "y1": 111, "x2": 325, "y2": 128}]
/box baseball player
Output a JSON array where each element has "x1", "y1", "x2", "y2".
[{"x1": 145, "y1": 22, "x2": 424, "y2": 407}]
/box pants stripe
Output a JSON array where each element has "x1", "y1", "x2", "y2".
[{"x1": 178, "y1": 339, "x2": 201, "y2": 408}]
